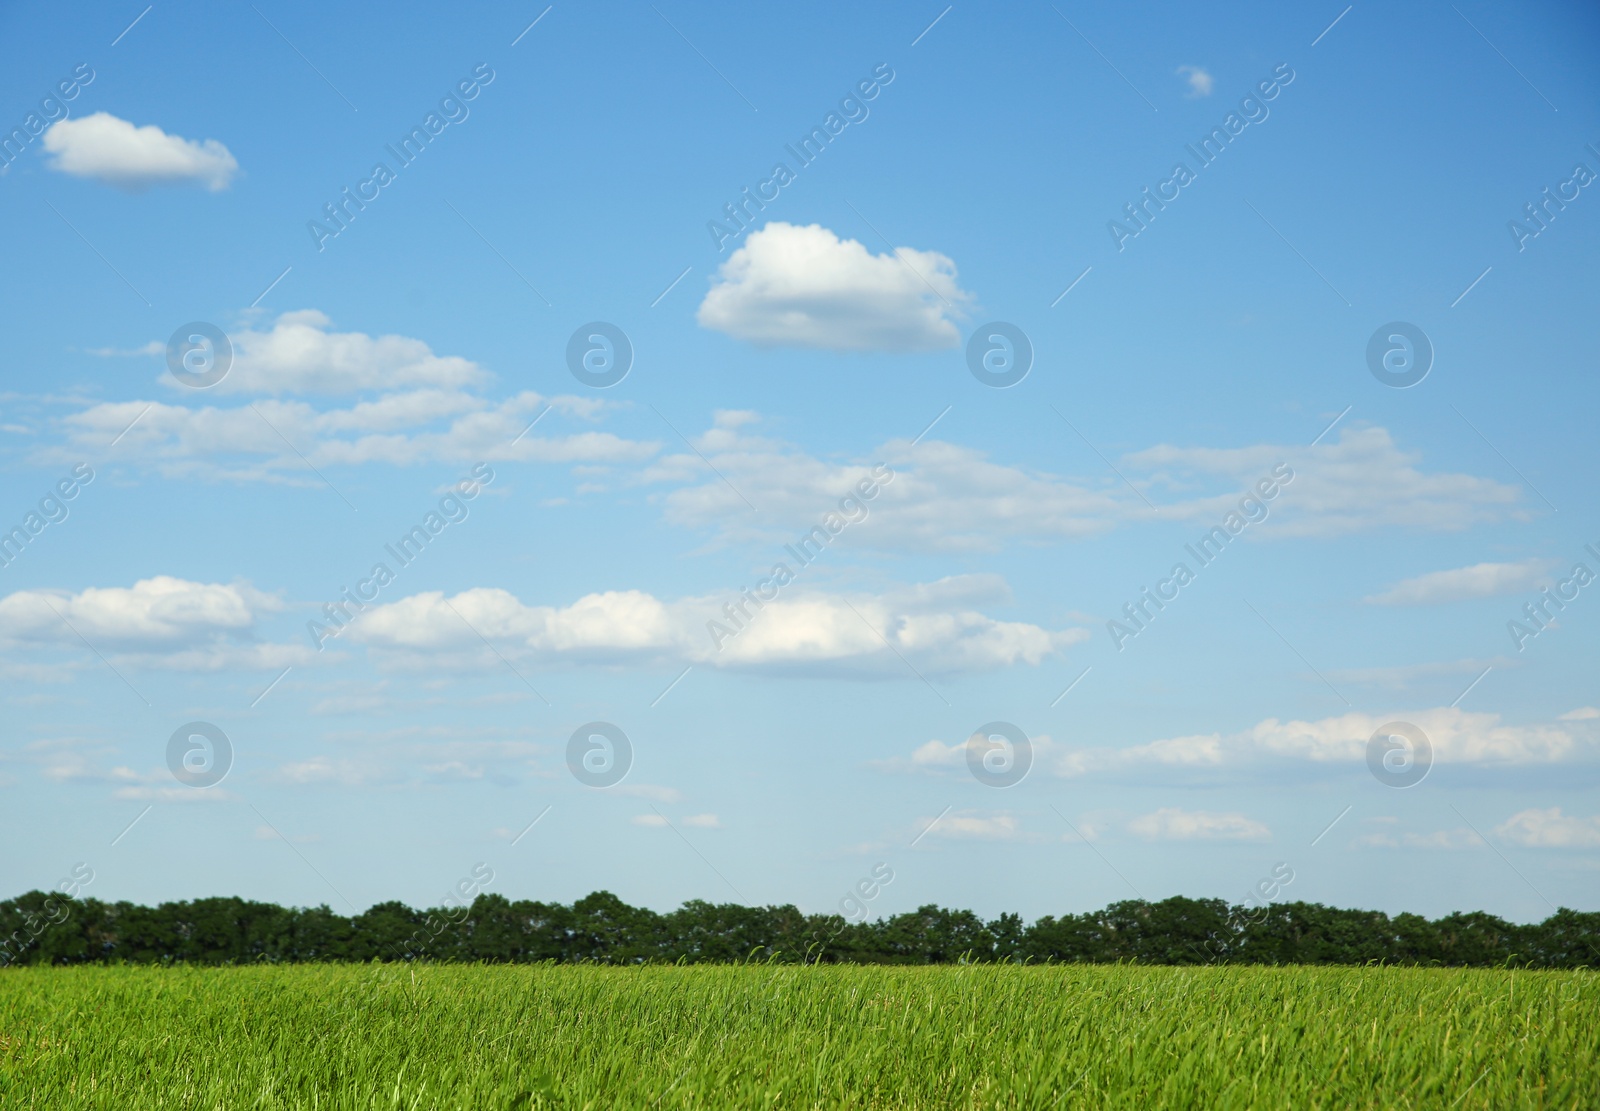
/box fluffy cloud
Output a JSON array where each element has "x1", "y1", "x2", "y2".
[
  {"x1": 95, "y1": 309, "x2": 487, "y2": 398},
  {"x1": 190, "y1": 310, "x2": 489, "y2": 395},
  {"x1": 904, "y1": 737, "x2": 969, "y2": 771},
  {"x1": 343, "y1": 575, "x2": 1085, "y2": 676},
  {"x1": 0, "y1": 576, "x2": 261, "y2": 643},
  {"x1": 0, "y1": 576, "x2": 307, "y2": 671},
  {"x1": 1365, "y1": 558, "x2": 1555, "y2": 606},
  {"x1": 696, "y1": 222, "x2": 971, "y2": 351},
  {"x1": 1127, "y1": 808, "x2": 1269, "y2": 841},
  {"x1": 896, "y1": 732, "x2": 1062, "y2": 779},
  {"x1": 1495, "y1": 807, "x2": 1600, "y2": 848},
  {"x1": 42, "y1": 112, "x2": 238, "y2": 190}
]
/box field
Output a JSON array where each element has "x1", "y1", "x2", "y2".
[{"x1": 1, "y1": 963, "x2": 1595, "y2": 1109}]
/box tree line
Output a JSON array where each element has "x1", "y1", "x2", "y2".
[{"x1": 3, "y1": 889, "x2": 1596, "y2": 969}]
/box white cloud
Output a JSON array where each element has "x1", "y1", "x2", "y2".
[
  {"x1": 907, "y1": 738, "x2": 966, "y2": 770},
  {"x1": 421, "y1": 761, "x2": 487, "y2": 782},
  {"x1": 86, "y1": 341, "x2": 165, "y2": 358},
  {"x1": 254, "y1": 825, "x2": 320, "y2": 843},
  {"x1": 112, "y1": 784, "x2": 236, "y2": 803},
  {"x1": 897, "y1": 708, "x2": 1595, "y2": 783},
  {"x1": 40, "y1": 757, "x2": 141, "y2": 786},
  {"x1": 261, "y1": 733, "x2": 539, "y2": 790},
  {"x1": 649, "y1": 414, "x2": 1124, "y2": 554},
  {"x1": 696, "y1": 222, "x2": 971, "y2": 351},
  {"x1": 1357, "y1": 828, "x2": 1484, "y2": 850},
  {"x1": 1231, "y1": 709, "x2": 1584, "y2": 766},
  {"x1": 922, "y1": 810, "x2": 1021, "y2": 840},
  {"x1": 1365, "y1": 559, "x2": 1555, "y2": 606},
  {"x1": 45, "y1": 310, "x2": 657, "y2": 483},
  {"x1": 125, "y1": 641, "x2": 310, "y2": 672},
  {"x1": 1495, "y1": 807, "x2": 1600, "y2": 848},
  {"x1": 189, "y1": 310, "x2": 489, "y2": 396},
  {"x1": 1126, "y1": 426, "x2": 1524, "y2": 538},
  {"x1": 43, "y1": 112, "x2": 238, "y2": 190},
  {"x1": 0, "y1": 576, "x2": 310, "y2": 671},
  {"x1": 895, "y1": 706, "x2": 1598, "y2": 786},
  {"x1": 1558, "y1": 707, "x2": 1599, "y2": 721},
  {"x1": 613, "y1": 784, "x2": 683, "y2": 803},
  {"x1": 634, "y1": 812, "x2": 720, "y2": 829},
  {"x1": 0, "y1": 576, "x2": 264, "y2": 644},
  {"x1": 1127, "y1": 808, "x2": 1269, "y2": 841},
  {"x1": 266, "y1": 756, "x2": 393, "y2": 788},
  {"x1": 346, "y1": 576, "x2": 1085, "y2": 676},
  {"x1": 57, "y1": 389, "x2": 651, "y2": 481},
  {"x1": 891, "y1": 731, "x2": 1063, "y2": 779},
  {"x1": 1325, "y1": 658, "x2": 1507, "y2": 690},
  {"x1": 36, "y1": 750, "x2": 237, "y2": 801},
  {"x1": 1177, "y1": 66, "x2": 1214, "y2": 97},
  {"x1": 650, "y1": 418, "x2": 1523, "y2": 553}
]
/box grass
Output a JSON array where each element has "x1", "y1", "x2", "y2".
[{"x1": 0, "y1": 963, "x2": 1594, "y2": 1109}]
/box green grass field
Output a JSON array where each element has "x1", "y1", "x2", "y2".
[{"x1": 1, "y1": 963, "x2": 1595, "y2": 1109}]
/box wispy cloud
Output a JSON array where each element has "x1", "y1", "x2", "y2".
[
  {"x1": 1365, "y1": 558, "x2": 1556, "y2": 605},
  {"x1": 1176, "y1": 65, "x2": 1213, "y2": 97},
  {"x1": 1127, "y1": 807, "x2": 1268, "y2": 841}
]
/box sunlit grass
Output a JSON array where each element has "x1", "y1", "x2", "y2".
[{"x1": 1, "y1": 962, "x2": 1594, "y2": 1108}]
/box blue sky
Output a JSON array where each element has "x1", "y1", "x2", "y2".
[{"x1": 2, "y1": 0, "x2": 1597, "y2": 926}]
